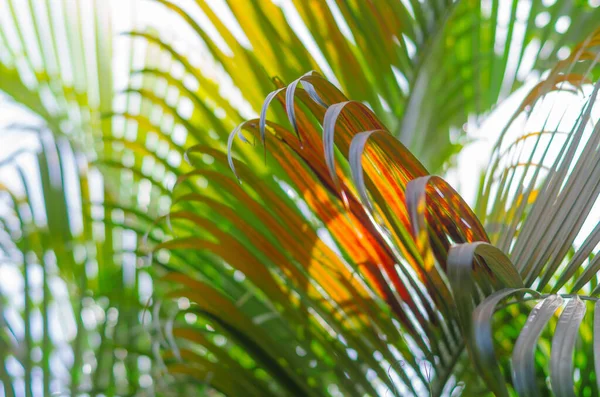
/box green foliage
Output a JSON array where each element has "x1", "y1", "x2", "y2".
[{"x1": 2, "y1": 1, "x2": 600, "y2": 396}]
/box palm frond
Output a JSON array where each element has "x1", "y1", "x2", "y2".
[
  {"x1": 3, "y1": 1, "x2": 600, "y2": 396},
  {"x1": 0, "y1": 127, "x2": 157, "y2": 395},
  {"x1": 150, "y1": 22, "x2": 600, "y2": 394},
  {"x1": 464, "y1": 28, "x2": 600, "y2": 396},
  {"x1": 0, "y1": 0, "x2": 160, "y2": 395},
  {"x1": 149, "y1": 69, "x2": 526, "y2": 394},
  {"x1": 126, "y1": 0, "x2": 600, "y2": 172}
]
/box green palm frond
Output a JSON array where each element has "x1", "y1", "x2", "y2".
[
  {"x1": 0, "y1": 128, "x2": 156, "y2": 395},
  {"x1": 152, "y1": 25, "x2": 600, "y2": 395},
  {"x1": 3, "y1": 1, "x2": 600, "y2": 396},
  {"x1": 0, "y1": 0, "x2": 116, "y2": 142},
  {"x1": 156, "y1": 79, "x2": 474, "y2": 394},
  {"x1": 126, "y1": 0, "x2": 600, "y2": 171},
  {"x1": 459, "y1": 29, "x2": 600, "y2": 396},
  {"x1": 0, "y1": 0, "x2": 158, "y2": 395}
]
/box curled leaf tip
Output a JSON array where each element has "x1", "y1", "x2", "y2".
[
  {"x1": 227, "y1": 122, "x2": 246, "y2": 182},
  {"x1": 285, "y1": 75, "x2": 306, "y2": 143},
  {"x1": 260, "y1": 87, "x2": 286, "y2": 149}
]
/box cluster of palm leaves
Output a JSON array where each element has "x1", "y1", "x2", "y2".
[{"x1": 2, "y1": 0, "x2": 600, "y2": 396}]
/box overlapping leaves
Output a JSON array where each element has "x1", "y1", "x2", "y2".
[
  {"x1": 152, "y1": 71, "x2": 524, "y2": 395},
  {"x1": 0, "y1": 0, "x2": 160, "y2": 394},
  {"x1": 3, "y1": 1, "x2": 600, "y2": 396},
  {"x1": 157, "y1": 26, "x2": 600, "y2": 397},
  {"x1": 468, "y1": 28, "x2": 600, "y2": 397},
  {"x1": 129, "y1": 0, "x2": 600, "y2": 172}
]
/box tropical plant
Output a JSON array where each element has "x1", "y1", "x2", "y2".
[
  {"x1": 0, "y1": 1, "x2": 156, "y2": 395},
  {"x1": 1, "y1": 0, "x2": 600, "y2": 396}
]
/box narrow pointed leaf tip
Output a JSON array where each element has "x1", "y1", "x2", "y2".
[
  {"x1": 227, "y1": 120, "x2": 258, "y2": 182},
  {"x1": 260, "y1": 87, "x2": 286, "y2": 147},
  {"x1": 348, "y1": 129, "x2": 387, "y2": 211},
  {"x1": 472, "y1": 289, "x2": 541, "y2": 397},
  {"x1": 551, "y1": 298, "x2": 586, "y2": 396},
  {"x1": 512, "y1": 295, "x2": 564, "y2": 396},
  {"x1": 448, "y1": 243, "x2": 523, "y2": 325}
]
